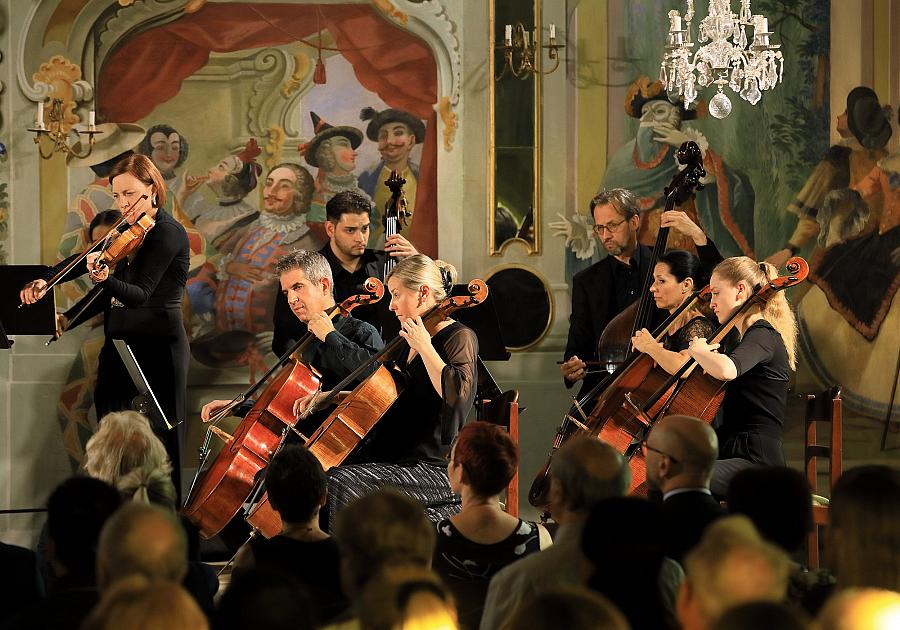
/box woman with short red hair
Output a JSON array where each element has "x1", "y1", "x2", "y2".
[{"x1": 433, "y1": 421, "x2": 551, "y2": 628}]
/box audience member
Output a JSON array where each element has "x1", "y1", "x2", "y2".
[
  {"x1": 479, "y1": 437, "x2": 630, "y2": 630},
  {"x1": 582, "y1": 497, "x2": 676, "y2": 629},
  {"x1": 827, "y1": 465, "x2": 900, "y2": 593},
  {"x1": 433, "y1": 422, "x2": 551, "y2": 628},
  {"x1": 212, "y1": 567, "x2": 315, "y2": 630},
  {"x1": 817, "y1": 588, "x2": 900, "y2": 630},
  {"x1": 677, "y1": 515, "x2": 790, "y2": 630},
  {"x1": 0, "y1": 541, "x2": 41, "y2": 624},
  {"x1": 710, "y1": 601, "x2": 809, "y2": 630},
  {"x1": 727, "y1": 466, "x2": 812, "y2": 555},
  {"x1": 332, "y1": 488, "x2": 435, "y2": 620},
  {"x1": 358, "y1": 564, "x2": 459, "y2": 630},
  {"x1": 96, "y1": 502, "x2": 187, "y2": 591},
  {"x1": 231, "y1": 444, "x2": 346, "y2": 623},
  {"x1": 506, "y1": 586, "x2": 630, "y2": 630},
  {"x1": 7, "y1": 477, "x2": 121, "y2": 630},
  {"x1": 83, "y1": 410, "x2": 176, "y2": 510},
  {"x1": 645, "y1": 415, "x2": 724, "y2": 564},
  {"x1": 81, "y1": 574, "x2": 208, "y2": 630}
]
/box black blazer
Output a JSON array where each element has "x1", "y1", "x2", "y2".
[{"x1": 661, "y1": 490, "x2": 725, "y2": 564}]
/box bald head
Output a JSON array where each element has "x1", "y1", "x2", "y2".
[
  {"x1": 551, "y1": 437, "x2": 630, "y2": 518},
  {"x1": 646, "y1": 415, "x2": 718, "y2": 493},
  {"x1": 97, "y1": 503, "x2": 187, "y2": 591}
]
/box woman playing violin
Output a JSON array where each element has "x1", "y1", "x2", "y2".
[
  {"x1": 21, "y1": 154, "x2": 190, "y2": 496},
  {"x1": 687, "y1": 257, "x2": 798, "y2": 497},
  {"x1": 630, "y1": 249, "x2": 718, "y2": 375},
  {"x1": 321, "y1": 254, "x2": 479, "y2": 526}
]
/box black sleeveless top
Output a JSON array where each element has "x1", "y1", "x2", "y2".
[{"x1": 432, "y1": 518, "x2": 542, "y2": 583}]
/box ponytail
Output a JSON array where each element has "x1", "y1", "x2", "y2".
[{"x1": 713, "y1": 257, "x2": 798, "y2": 369}]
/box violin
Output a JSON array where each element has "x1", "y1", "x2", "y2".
[
  {"x1": 244, "y1": 279, "x2": 488, "y2": 538},
  {"x1": 90, "y1": 212, "x2": 155, "y2": 272},
  {"x1": 182, "y1": 279, "x2": 384, "y2": 537},
  {"x1": 529, "y1": 141, "x2": 706, "y2": 508},
  {"x1": 383, "y1": 170, "x2": 409, "y2": 278}
]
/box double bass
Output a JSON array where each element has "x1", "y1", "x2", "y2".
[
  {"x1": 182, "y1": 279, "x2": 384, "y2": 538},
  {"x1": 244, "y1": 279, "x2": 489, "y2": 537},
  {"x1": 529, "y1": 141, "x2": 707, "y2": 507}
]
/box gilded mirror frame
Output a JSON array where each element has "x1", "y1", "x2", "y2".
[{"x1": 489, "y1": 0, "x2": 542, "y2": 256}]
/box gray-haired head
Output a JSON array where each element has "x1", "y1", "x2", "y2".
[
  {"x1": 274, "y1": 249, "x2": 334, "y2": 297},
  {"x1": 589, "y1": 188, "x2": 641, "y2": 220}
]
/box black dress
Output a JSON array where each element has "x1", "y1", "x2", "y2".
[
  {"x1": 44, "y1": 209, "x2": 190, "y2": 493},
  {"x1": 325, "y1": 321, "x2": 479, "y2": 529},
  {"x1": 711, "y1": 319, "x2": 790, "y2": 496},
  {"x1": 433, "y1": 519, "x2": 542, "y2": 630}
]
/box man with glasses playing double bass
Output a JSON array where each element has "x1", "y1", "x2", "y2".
[{"x1": 560, "y1": 187, "x2": 718, "y2": 398}]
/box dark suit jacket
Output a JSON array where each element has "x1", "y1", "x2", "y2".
[{"x1": 661, "y1": 490, "x2": 725, "y2": 564}]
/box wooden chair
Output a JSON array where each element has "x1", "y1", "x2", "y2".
[
  {"x1": 804, "y1": 385, "x2": 842, "y2": 569},
  {"x1": 480, "y1": 389, "x2": 521, "y2": 517}
]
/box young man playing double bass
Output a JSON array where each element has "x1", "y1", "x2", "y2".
[{"x1": 271, "y1": 190, "x2": 417, "y2": 354}]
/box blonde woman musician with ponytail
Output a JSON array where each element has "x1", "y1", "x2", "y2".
[
  {"x1": 687, "y1": 257, "x2": 798, "y2": 497},
  {"x1": 323, "y1": 254, "x2": 479, "y2": 526}
]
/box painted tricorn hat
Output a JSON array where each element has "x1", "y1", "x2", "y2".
[
  {"x1": 846, "y1": 86, "x2": 893, "y2": 150},
  {"x1": 624, "y1": 76, "x2": 704, "y2": 121}
]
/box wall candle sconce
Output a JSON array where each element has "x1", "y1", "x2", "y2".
[
  {"x1": 495, "y1": 22, "x2": 563, "y2": 80},
  {"x1": 28, "y1": 98, "x2": 102, "y2": 160}
]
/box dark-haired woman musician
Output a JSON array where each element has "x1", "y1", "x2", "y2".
[{"x1": 21, "y1": 154, "x2": 190, "y2": 495}]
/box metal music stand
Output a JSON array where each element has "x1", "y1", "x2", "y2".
[
  {"x1": 0, "y1": 265, "x2": 58, "y2": 347},
  {"x1": 112, "y1": 338, "x2": 179, "y2": 431}
]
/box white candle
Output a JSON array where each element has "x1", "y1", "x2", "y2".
[
  {"x1": 88, "y1": 110, "x2": 96, "y2": 130},
  {"x1": 757, "y1": 16, "x2": 769, "y2": 32},
  {"x1": 504, "y1": 24, "x2": 512, "y2": 46},
  {"x1": 523, "y1": 30, "x2": 530, "y2": 46},
  {"x1": 672, "y1": 14, "x2": 682, "y2": 31},
  {"x1": 550, "y1": 23, "x2": 556, "y2": 40},
  {"x1": 37, "y1": 101, "x2": 45, "y2": 129}
]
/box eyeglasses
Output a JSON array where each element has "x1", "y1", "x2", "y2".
[
  {"x1": 640, "y1": 440, "x2": 679, "y2": 464},
  {"x1": 592, "y1": 218, "x2": 628, "y2": 236}
]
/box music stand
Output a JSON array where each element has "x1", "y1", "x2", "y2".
[
  {"x1": 0, "y1": 265, "x2": 58, "y2": 347},
  {"x1": 112, "y1": 339, "x2": 177, "y2": 431},
  {"x1": 450, "y1": 283, "x2": 511, "y2": 361}
]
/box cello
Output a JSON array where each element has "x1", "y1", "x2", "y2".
[
  {"x1": 182, "y1": 278, "x2": 383, "y2": 538},
  {"x1": 244, "y1": 279, "x2": 488, "y2": 537},
  {"x1": 600, "y1": 257, "x2": 809, "y2": 494},
  {"x1": 383, "y1": 170, "x2": 410, "y2": 277},
  {"x1": 529, "y1": 141, "x2": 706, "y2": 507}
]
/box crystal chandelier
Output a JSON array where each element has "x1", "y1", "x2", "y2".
[{"x1": 659, "y1": 0, "x2": 783, "y2": 119}]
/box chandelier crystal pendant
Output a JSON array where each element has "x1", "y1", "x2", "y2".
[{"x1": 659, "y1": 0, "x2": 783, "y2": 119}]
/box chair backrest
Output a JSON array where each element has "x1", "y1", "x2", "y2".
[
  {"x1": 804, "y1": 385, "x2": 843, "y2": 494},
  {"x1": 480, "y1": 389, "x2": 520, "y2": 428},
  {"x1": 478, "y1": 389, "x2": 521, "y2": 517}
]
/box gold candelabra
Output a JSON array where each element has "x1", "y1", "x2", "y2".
[
  {"x1": 28, "y1": 98, "x2": 102, "y2": 160},
  {"x1": 495, "y1": 22, "x2": 564, "y2": 80}
]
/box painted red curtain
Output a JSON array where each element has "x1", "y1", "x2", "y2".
[{"x1": 98, "y1": 2, "x2": 439, "y2": 255}]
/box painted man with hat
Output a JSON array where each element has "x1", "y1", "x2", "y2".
[
  {"x1": 767, "y1": 85, "x2": 893, "y2": 269},
  {"x1": 357, "y1": 106, "x2": 426, "y2": 248},
  {"x1": 301, "y1": 112, "x2": 369, "y2": 244},
  {"x1": 597, "y1": 76, "x2": 755, "y2": 262}
]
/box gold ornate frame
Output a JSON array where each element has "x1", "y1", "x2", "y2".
[
  {"x1": 488, "y1": 0, "x2": 542, "y2": 256},
  {"x1": 485, "y1": 264, "x2": 554, "y2": 352}
]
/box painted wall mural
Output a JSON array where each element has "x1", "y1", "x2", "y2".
[
  {"x1": 560, "y1": 0, "x2": 899, "y2": 422},
  {"x1": 37, "y1": 1, "x2": 443, "y2": 467}
]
